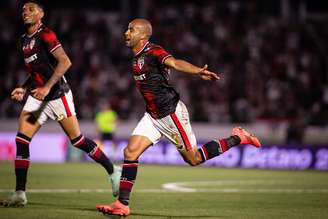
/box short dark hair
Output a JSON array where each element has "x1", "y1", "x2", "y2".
[{"x1": 23, "y1": 0, "x2": 45, "y2": 10}]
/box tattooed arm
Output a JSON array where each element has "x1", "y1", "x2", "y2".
[{"x1": 31, "y1": 47, "x2": 71, "y2": 100}]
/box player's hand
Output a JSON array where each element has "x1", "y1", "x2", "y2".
[
  {"x1": 31, "y1": 86, "x2": 50, "y2": 100},
  {"x1": 11, "y1": 87, "x2": 26, "y2": 102},
  {"x1": 199, "y1": 64, "x2": 220, "y2": 81}
]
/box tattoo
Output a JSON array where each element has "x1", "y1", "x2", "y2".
[
  {"x1": 45, "y1": 49, "x2": 70, "y2": 88},
  {"x1": 46, "y1": 73, "x2": 63, "y2": 88}
]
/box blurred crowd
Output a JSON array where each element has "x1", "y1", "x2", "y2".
[{"x1": 0, "y1": 1, "x2": 327, "y2": 128}]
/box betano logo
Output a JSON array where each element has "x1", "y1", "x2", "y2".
[{"x1": 24, "y1": 54, "x2": 38, "y2": 64}]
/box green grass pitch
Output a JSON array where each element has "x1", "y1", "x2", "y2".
[{"x1": 1, "y1": 162, "x2": 328, "y2": 219}]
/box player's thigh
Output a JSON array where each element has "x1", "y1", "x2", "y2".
[
  {"x1": 18, "y1": 110, "x2": 41, "y2": 138},
  {"x1": 132, "y1": 113, "x2": 162, "y2": 144},
  {"x1": 155, "y1": 101, "x2": 197, "y2": 151},
  {"x1": 58, "y1": 115, "x2": 81, "y2": 139},
  {"x1": 124, "y1": 135, "x2": 153, "y2": 160}
]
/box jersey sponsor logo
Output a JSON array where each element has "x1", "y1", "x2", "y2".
[
  {"x1": 24, "y1": 54, "x2": 38, "y2": 64},
  {"x1": 134, "y1": 73, "x2": 146, "y2": 81}
]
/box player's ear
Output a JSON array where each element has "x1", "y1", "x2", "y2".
[
  {"x1": 39, "y1": 8, "x2": 44, "y2": 19},
  {"x1": 141, "y1": 33, "x2": 150, "y2": 41}
]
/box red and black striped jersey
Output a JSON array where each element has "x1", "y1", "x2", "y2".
[
  {"x1": 132, "y1": 42, "x2": 179, "y2": 119},
  {"x1": 20, "y1": 24, "x2": 70, "y2": 100}
]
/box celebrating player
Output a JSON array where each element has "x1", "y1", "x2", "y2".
[
  {"x1": 0, "y1": 0, "x2": 121, "y2": 207},
  {"x1": 96, "y1": 18, "x2": 261, "y2": 216}
]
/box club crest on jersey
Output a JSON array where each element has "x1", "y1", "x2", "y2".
[
  {"x1": 30, "y1": 38, "x2": 36, "y2": 49},
  {"x1": 23, "y1": 38, "x2": 36, "y2": 51},
  {"x1": 137, "y1": 56, "x2": 145, "y2": 69}
]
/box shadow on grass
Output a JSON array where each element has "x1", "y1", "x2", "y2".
[
  {"x1": 30, "y1": 202, "x2": 229, "y2": 218},
  {"x1": 132, "y1": 213, "x2": 227, "y2": 218},
  {"x1": 101, "y1": 212, "x2": 229, "y2": 219}
]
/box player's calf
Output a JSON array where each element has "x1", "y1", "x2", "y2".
[
  {"x1": 71, "y1": 135, "x2": 114, "y2": 175},
  {"x1": 197, "y1": 135, "x2": 241, "y2": 164}
]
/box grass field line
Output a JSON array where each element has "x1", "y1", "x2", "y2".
[
  {"x1": 1, "y1": 180, "x2": 328, "y2": 194},
  {"x1": 161, "y1": 180, "x2": 328, "y2": 193}
]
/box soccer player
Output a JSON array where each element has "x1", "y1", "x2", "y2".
[
  {"x1": 0, "y1": 0, "x2": 121, "y2": 207},
  {"x1": 96, "y1": 18, "x2": 261, "y2": 216},
  {"x1": 95, "y1": 102, "x2": 118, "y2": 159}
]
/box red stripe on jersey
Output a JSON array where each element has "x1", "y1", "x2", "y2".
[
  {"x1": 61, "y1": 95, "x2": 72, "y2": 117},
  {"x1": 15, "y1": 159, "x2": 30, "y2": 169},
  {"x1": 50, "y1": 44, "x2": 62, "y2": 53},
  {"x1": 33, "y1": 72, "x2": 45, "y2": 86},
  {"x1": 161, "y1": 54, "x2": 172, "y2": 64},
  {"x1": 39, "y1": 27, "x2": 61, "y2": 52},
  {"x1": 150, "y1": 45, "x2": 171, "y2": 64},
  {"x1": 135, "y1": 42, "x2": 149, "y2": 56},
  {"x1": 138, "y1": 85, "x2": 158, "y2": 117},
  {"x1": 170, "y1": 113, "x2": 193, "y2": 151}
]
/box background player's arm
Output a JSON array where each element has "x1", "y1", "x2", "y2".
[
  {"x1": 31, "y1": 47, "x2": 71, "y2": 100},
  {"x1": 164, "y1": 57, "x2": 220, "y2": 81}
]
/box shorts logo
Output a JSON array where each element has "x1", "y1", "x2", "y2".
[{"x1": 57, "y1": 114, "x2": 65, "y2": 121}]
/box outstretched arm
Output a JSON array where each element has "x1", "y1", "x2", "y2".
[
  {"x1": 164, "y1": 57, "x2": 220, "y2": 81},
  {"x1": 31, "y1": 47, "x2": 71, "y2": 100}
]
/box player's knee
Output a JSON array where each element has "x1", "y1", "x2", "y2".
[
  {"x1": 186, "y1": 160, "x2": 200, "y2": 166},
  {"x1": 123, "y1": 147, "x2": 138, "y2": 160},
  {"x1": 182, "y1": 157, "x2": 200, "y2": 166}
]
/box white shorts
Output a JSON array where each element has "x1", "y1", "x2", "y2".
[
  {"x1": 132, "y1": 101, "x2": 197, "y2": 151},
  {"x1": 22, "y1": 90, "x2": 76, "y2": 125}
]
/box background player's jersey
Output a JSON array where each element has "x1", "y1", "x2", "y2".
[
  {"x1": 20, "y1": 24, "x2": 70, "y2": 100},
  {"x1": 132, "y1": 42, "x2": 180, "y2": 119}
]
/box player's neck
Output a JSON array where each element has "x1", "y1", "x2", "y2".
[
  {"x1": 26, "y1": 21, "x2": 42, "y2": 36},
  {"x1": 133, "y1": 40, "x2": 149, "y2": 56}
]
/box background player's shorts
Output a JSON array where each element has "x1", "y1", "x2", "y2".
[
  {"x1": 22, "y1": 90, "x2": 76, "y2": 125},
  {"x1": 132, "y1": 101, "x2": 197, "y2": 152},
  {"x1": 101, "y1": 132, "x2": 114, "y2": 141}
]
